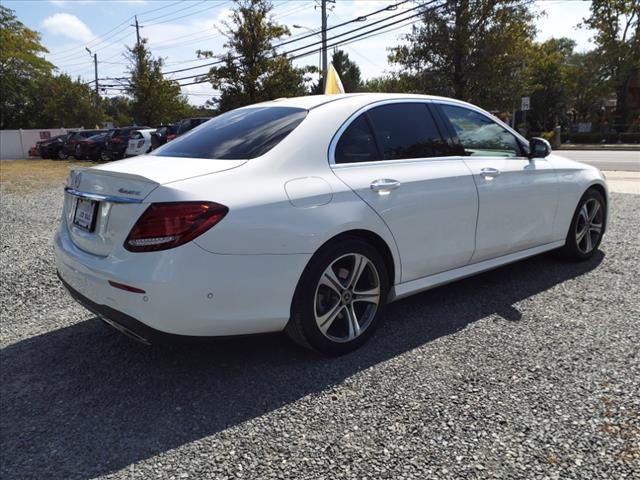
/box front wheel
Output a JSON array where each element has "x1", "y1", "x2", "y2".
[
  {"x1": 286, "y1": 237, "x2": 389, "y2": 355},
  {"x1": 57, "y1": 149, "x2": 68, "y2": 160},
  {"x1": 561, "y1": 188, "x2": 606, "y2": 261}
]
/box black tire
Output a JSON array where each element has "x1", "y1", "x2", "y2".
[
  {"x1": 100, "y1": 149, "x2": 111, "y2": 162},
  {"x1": 56, "y1": 149, "x2": 68, "y2": 160},
  {"x1": 560, "y1": 188, "x2": 606, "y2": 261},
  {"x1": 286, "y1": 236, "x2": 389, "y2": 355}
]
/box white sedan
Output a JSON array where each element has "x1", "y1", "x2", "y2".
[
  {"x1": 55, "y1": 93, "x2": 608, "y2": 354},
  {"x1": 124, "y1": 129, "x2": 155, "y2": 157}
]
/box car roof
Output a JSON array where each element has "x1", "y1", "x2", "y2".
[{"x1": 255, "y1": 93, "x2": 478, "y2": 111}]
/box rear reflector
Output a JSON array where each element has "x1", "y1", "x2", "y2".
[
  {"x1": 108, "y1": 280, "x2": 146, "y2": 294},
  {"x1": 124, "y1": 202, "x2": 228, "y2": 252}
]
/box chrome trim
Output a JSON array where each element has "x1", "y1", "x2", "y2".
[{"x1": 64, "y1": 187, "x2": 144, "y2": 204}]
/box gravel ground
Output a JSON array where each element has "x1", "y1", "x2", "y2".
[{"x1": 1, "y1": 180, "x2": 639, "y2": 480}]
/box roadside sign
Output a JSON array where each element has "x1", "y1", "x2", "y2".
[{"x1": 521, "y1": 96, "x2": 530, "y2": 111}]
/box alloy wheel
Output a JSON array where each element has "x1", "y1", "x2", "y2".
[
  {"x1": 314, "y1": 253, "x2": 380, "y2": 343},
  {"x1": 575, "y1": 198, "x2": 603, "y2": 254}
]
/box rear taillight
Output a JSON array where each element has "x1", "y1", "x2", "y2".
[
  {"x1": 166, "y1": 134, "x2": 176, "y2": 142},
  {"x1": 124, "y1": 202, "x2": 228, "y2": 252},
  {"x1": 112, "y1": 137, "x2": 121, "y2": 144}
]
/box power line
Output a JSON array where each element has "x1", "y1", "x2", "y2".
[
  {"x1": 175, "y1": 1, "x2": 442, "y2": 87},
  {"x1": 161, "y1": 0, "x2": 414, "y2": 76}
]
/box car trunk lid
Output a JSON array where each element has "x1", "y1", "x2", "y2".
[{"x1": 64, "y1": 155, "x2": 247, "y2": 256}]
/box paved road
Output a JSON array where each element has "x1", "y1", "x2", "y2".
[{"x1": 556, "y1": 149, "x2": 639, "y2": 171}]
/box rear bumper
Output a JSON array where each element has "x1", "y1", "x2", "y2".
[
  {"x1": 58, "y1": 272, "x2": 193, "y2": 344},
  {"x1": 54, "y1": 221, "x2": 310, "y2": 338}
]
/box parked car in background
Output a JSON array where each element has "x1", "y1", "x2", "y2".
[
  {"x1": 28, "y1": 141, "x2": 44, "y2": 157},
  {"x1": 103, "y1": 126, "x2": 151, "y2": 161},
  {"x1": 75, "y1": 132, "x2": 109, "y2": 161},
  {"x1": 39, "y1": 134, "x2": 70, "y2": 159},
  {"x1": 64, "y1": 130, "x2": 107, "y2": 159},
  {"x1": 150, "y1": 124, "x2": 178, "y2": 151},
  {"x1": 55, "y1": 94, "x2": 608, "y2": 354},
  {"x1": 176, "y1": 117, "x2": 211, "y2": 137},
  {"x1": 125, "y1": 129, "x2": 156, "y2": 157}
]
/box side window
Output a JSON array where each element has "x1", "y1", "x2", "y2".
[
  {"x1": 367, "y1": 103, "x2": 450, "y2": 160},
  {"x1": 335, "y1": 115, "x2": 380, "y2": 164},
  {"x1": 441, "y1": 104, "x2": 521, "y2": 157}
]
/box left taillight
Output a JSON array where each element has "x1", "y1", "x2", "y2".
[{"x1": 124, "y1": 202, "x2": 228, "y2": 252}]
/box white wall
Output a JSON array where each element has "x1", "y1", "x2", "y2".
[{"x1": 0, "y1": 128, "x2": 71, "y2": 160}]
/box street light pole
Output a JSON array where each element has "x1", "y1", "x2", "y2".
[{"x1": 293, "y1": 24, "x2": 322, "y2": 86}]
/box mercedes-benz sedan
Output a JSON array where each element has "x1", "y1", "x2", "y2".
[{"x1": 55, "y1": 93, "x2": 608, "y2": 354}]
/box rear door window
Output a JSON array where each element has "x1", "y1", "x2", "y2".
[
  {"x1": 366, "y1": 103, "x2": 450, "y2": 160},
  {"x1": 154, "y1": 107, "x2": 307, "y2": 160},
  {"x1": 335, "y1": 115, "x2": 380, "y2": 164}
]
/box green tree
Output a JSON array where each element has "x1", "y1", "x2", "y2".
[
  {"x1": 197, "y1": 0, "x2": 308, "y2": 112},
  {"x1": 0, "y1": 5, "x2": 55, "y2": 128},
  {"x1": 360, "y1": 73, "x2": 423, "y2": 93},
  {"x1": 570, "y1": 50, "x2": 611, "y2": 121},
  {"x1": 104, "y1": 96, "x2": 133, "y2": 127},
  {"x1": 126, "y1": 39, "x2": 193, "y2": 126},
  {"x1": 389, "y1": 0, "x2": 536, "y2": 111},
  {"x1": 23, "y1": 74, "x2": 104, "y2": 128},
  {"x1": 525, "y1": 38, "x2": 577, "y2": 131},
  {"x1": 581, "y1": 0, "x2": 640, "y2": 124}
]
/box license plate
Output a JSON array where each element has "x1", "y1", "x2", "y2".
[{"x1": 73, "y1": 198, "x2": 98, "y2": 231}]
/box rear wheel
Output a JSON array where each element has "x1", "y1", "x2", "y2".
[
  {"x1": 57, "y1": 149, "x2": 68, "y2": 160},
  {"x1": 561, "y1": 189, "x2": 605, "y2": 261},
  {"x1": 286, "y1": 237, "x2": 388, "y2": 355}
]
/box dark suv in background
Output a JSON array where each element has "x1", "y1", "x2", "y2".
[
  {"x1": 103, "y1": 126, "x2": 151, "y2": 160},
  {"x1": 177, "y1": 117, "x2": 211, "y2": 137},
  {"x1": 38, "y1": 134, "x2": 69, "y2": 159},
  {"x1": 62, "y1": 130, "x2": 107, "y2": 159},
  {"x1": 75, "y1": 132, "x2": 109, "y2": 161},
  {"x1": 150, "y1": 124, "x2": 179, "y2": 150}
]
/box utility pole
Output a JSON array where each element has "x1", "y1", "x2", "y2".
[
  {"x1": 130, "y1": 15, "x2": 143, "y2": 73},
  {"x1": 86, "y1": 47, "x2": 98, "y2": 103},
  {"x1": 321, "y1": 0, "x2": 327, "y2": 91},
  {"x1": 134, "y1": 15, "x2": 141, "y2": 47}
]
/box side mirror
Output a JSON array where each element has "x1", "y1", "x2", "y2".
[{"x1": 529, "y1": 137, "x2": 551, "y2": 159}]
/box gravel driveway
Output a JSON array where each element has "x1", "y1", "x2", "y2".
[{"x1": 1, "y1": 178, "x2": 639, "y2": 479}]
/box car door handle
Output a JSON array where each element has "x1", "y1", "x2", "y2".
[
  {"x1": 370, "y1": 179, "x2": 401, "y2": 192},
  {"x1": 480, "y1": 167, "x2": 501, "y2": 178}
]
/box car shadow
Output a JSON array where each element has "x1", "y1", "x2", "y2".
[{"x1": 0, "y1": 251, "x2": 604, "y2": 479}]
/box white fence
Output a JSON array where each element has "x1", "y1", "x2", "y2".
[{"x1": 0, "y1": 128, "x2": 73, "y2": 160}]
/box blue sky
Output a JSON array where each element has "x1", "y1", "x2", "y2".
[{"x1": 5, "y1": 0, "x2": 596, "y2": 106}]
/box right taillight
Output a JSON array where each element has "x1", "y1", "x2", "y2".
[
  {"x1": 124, "y1": 202, "x2": 228, "y2": 252},
  {"x1": 166, "y1": 134, "x2": 176, "y2": 142}
]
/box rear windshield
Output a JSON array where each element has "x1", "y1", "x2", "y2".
[{"x1": 153, "y1": 106, "x2": 307, "y2": 160}]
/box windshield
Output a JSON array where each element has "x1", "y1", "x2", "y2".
[{"x1": 153, "y1": 106, "x2": 307, "y2": 160}]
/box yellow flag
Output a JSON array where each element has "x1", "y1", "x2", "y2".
[{"x1": 324, "y1": 63, "x2": 345, "y2": 94}]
